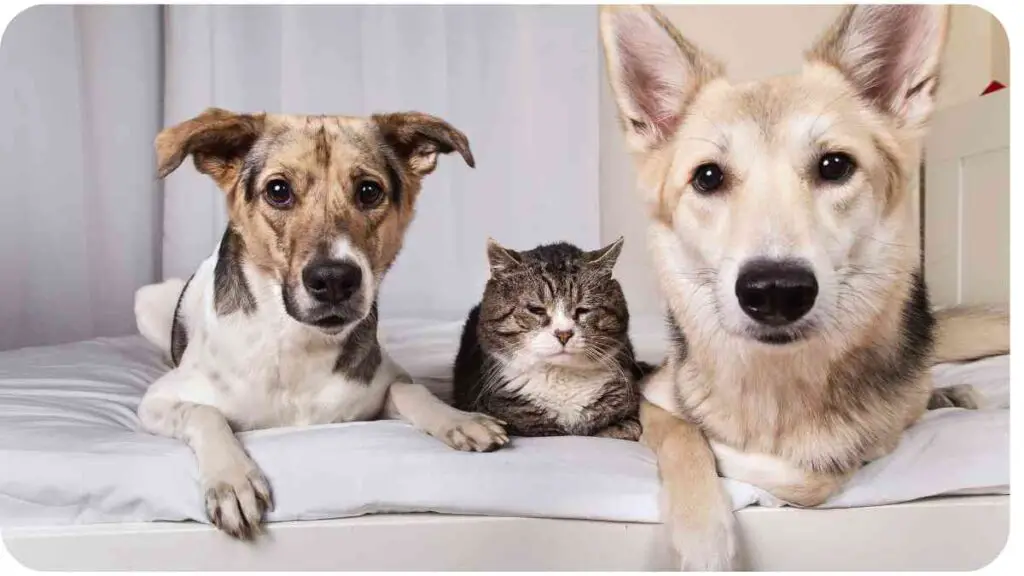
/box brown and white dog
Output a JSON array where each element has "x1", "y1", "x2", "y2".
[
  {"x1": 599, "y1": 4, "x2": 1010, "y2": 569},
  {"x1": 135, "y1": 109, "x2": 509, "y2": 539}
]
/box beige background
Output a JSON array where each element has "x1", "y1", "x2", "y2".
[{"x1": 599, "y1": 4, "x2": 1011, "y2": 314}]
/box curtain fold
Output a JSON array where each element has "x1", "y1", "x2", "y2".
[{"x1": 0, "y1": 6, "x2": 162, "y2": 350}]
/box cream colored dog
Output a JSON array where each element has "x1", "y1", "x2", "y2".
[{"x1": 600, "y1": 4, "x2": 1009, "y2": 569}]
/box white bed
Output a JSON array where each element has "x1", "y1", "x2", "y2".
[{"x1": 0, "y1": 315, "x2": 1010, "y2": 571}]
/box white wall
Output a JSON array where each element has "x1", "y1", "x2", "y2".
[
  {"x1": 598, "y1": 5, "x2": 1010, "y2": 315},
  {"x1": 939, "y1": 5, "x2": 1010, "y2": 109}
]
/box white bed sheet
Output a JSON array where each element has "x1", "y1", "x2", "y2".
[{"x1": 0, "y1": 317, "x2": 1009, "y2": 527}]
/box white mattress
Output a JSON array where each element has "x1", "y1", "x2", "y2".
[{"x1": 0, "y1": 316, "x2": 1009, "y2": 528}]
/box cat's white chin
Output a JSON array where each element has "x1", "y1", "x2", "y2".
[{"x1": 543, "y1": 351, "x2": 587, "y2": 368}]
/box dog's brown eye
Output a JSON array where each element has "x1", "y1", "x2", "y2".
[
  {"x1": 264, "y1": 179, "x2": 294, "y2": 208},
  {"x1": 357, "y1": 180, "x2": 385, "y2": 209},
  {"x1": 692, "y1": 163, "x2": 725, "y2": 194},
  {"x1": 818, "y1": 152, "x2": 856, "y2": 183}
]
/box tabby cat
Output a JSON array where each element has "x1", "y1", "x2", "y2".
[{"x1": 452, "y1": 238, "x2": 652, "y2": 440}]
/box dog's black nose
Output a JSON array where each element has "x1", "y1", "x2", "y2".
[
  {"x1": 303, "y1": 260, "x2": 363, "y2": 304},
  {"x1": 735, "y1": 259, "x2": 818, "y2": 326}
]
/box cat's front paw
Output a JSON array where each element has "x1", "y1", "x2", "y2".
[
  {"x1": 595, "y1": 417, "x2": 643, "y2": 441},
  {"x1": 436, "y1": 411, "x2": 510, "y2": 452}
]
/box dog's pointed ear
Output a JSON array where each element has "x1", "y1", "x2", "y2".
[
  {"x1": 486, "y1": 238, "x2": 521, "y2": 275},
  {"x1": 600, "y1": 5, "x2": 723, "y2": 154},
  {"x1": 372, "y1": 112, "x2": 475, "y2": 177},
  {"x1": 807, "y1": 4, "x2": 949, "y2": 130},
  {"x1": 155, "y1": 107, "x2": 265, "y2": 188},
  {"x1": 586, "y1": 236, "x2": 624, "y2": 275}
]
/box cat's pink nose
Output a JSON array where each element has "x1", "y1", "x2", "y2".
[{"x1": 554, "y1": 329, "x2": 574, "y2": 345}]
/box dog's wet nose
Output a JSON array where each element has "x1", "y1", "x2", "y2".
[
  {"x1": 303, "y1": 260, "x2": 363, "y2": 305},
  {"x1": 735, "y1": 259, "x2": 818, "y2": 326}
]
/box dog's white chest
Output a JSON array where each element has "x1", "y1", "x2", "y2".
[
  {"x1": 506, "y1": 366, "x2": 606, "y2": 426},
  {"x1": 176, "y1": 282, "x2": 387, "y2": 430},
  {"x1": 246, "y1": 345, "x2": 384, "y2": 428}
]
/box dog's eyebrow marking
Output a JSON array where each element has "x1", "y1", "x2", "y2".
[
  {"x1": 696, "y1": 112, "x2": 731, "y2": 149},
  {"x1": 242, "y1": 153, "x2": 266, "y2": 203},
  {"x1": 681, "y1": 136, "x2": 727, "y2": 154},
  {"x1": 807, "y1": 92, "x2": 846, "y2": 142}
]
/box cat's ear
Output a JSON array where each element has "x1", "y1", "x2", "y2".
[
  {"x1": 586, "y1": 237, "x2": 624, "y2": 275},
  {"x1": 486, "y1": 238, "x2": 521, "y2": 274}
]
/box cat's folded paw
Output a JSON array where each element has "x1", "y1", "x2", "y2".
[
  {"x1": 595, "y1": 417, "x2": 643, "y2": 441},
  {"x1": 437, "y1": 411, "x2": 510, "y2": 452}
]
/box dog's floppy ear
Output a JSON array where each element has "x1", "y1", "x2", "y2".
[
  {"x1": 486, "y1": 238, "x2": 522, "y2": 275},
  {"x1": 586, "y1": 236, "x2": 624, "y2": 275},
  {"x1": 807, "y1": 5, "x2": 949, "y2": 130},
  {"x1": 600, "y1": 5, "x2": 723, "y2": 154},
  {"x1": 155, "y1": 107, "x2": 265, "y2": 188},
  {"x1": 372, "y1": 112, "x2": 475, "y2": 177}
]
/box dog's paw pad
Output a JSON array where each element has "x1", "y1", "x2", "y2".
[
  {"x1": 439, "y1": 412, "x2": 509, "y2": 452},
  {"x1": 203, "y1": 469, "x2": 273, "y2": 540}
]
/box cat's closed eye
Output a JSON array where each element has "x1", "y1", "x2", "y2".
[
  {"x1": 573, "y1": 307, "x2": 591, "y2": 320},
  {"x1": 526, "y1": 304, "x2": 547, "y2": 316}
]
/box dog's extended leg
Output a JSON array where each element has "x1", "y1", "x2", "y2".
[
  {"x1": 641, "y1": 400, "x2": 737, "y2": 571},
  {"x1": 139, "y1": 374, "x2": 271, "y2": 540},
  {"x1": 384, "y1": 379, "x2": 510, "y2": 452},
  {"x1": 929, "y1": 384, "x2": 982, "y2": 410}
]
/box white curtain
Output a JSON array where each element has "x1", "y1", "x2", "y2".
[
  {"x1": 0, "y1": 6, "x2": 163, "y2": 350},
  {"x1": 0, "y1": 5, "x2": 601, "y2": 350}
]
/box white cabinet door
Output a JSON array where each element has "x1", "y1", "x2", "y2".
[{"x1": 924, "y1": 89, "x2": 1010, "y2": 307}]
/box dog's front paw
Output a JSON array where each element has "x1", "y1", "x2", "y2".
[
  {"x1": 203, "y1": 466, "x2": 273, "y2": 540},
  {"x1": 672, "y1": 517, "x2": 737, "y2": 571},
  {"x1": 929, "y1": 383, "x2": 982, "y2": 410},
  {"x1": 436, "y1": 412, "x2": 510, "y2": 452},
  {"x1": 664, "y1": 487, "x2": 737, "y2": 571}
]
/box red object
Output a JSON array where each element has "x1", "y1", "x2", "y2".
[{"x1": 981, "y1": 81, "x2": 1006, "y2": 95}]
